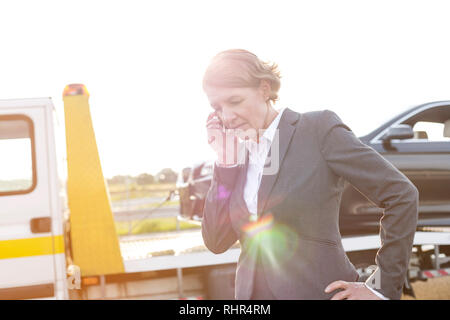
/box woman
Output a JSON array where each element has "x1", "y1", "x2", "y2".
[{"x1": 201, "y1": 49, "x2": 418, "y2": 300}]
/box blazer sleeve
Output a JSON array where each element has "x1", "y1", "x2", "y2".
[
  {"x1": 201, "y1": 162, "x2": 241, "y2": 254},
  {"x1": 317, "y1": 109, "x2": 419, "y2": 300}
]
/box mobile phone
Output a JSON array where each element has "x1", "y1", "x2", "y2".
[{"x1": 208, "y1": 112, "x2": 225, "y2": 145}]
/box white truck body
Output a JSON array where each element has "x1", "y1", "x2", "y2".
[{"x1": 0, "y1": 98, "x2": 66, "y2": 299}]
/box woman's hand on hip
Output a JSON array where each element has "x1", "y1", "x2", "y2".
[{"x1": 325, "y1": 280, "x2": 383, "y2": 300}]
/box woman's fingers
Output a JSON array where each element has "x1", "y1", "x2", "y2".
[
  {"x1": 206, "y1": 122, "x2": 222, "y2": 129},
  {"x1": 206, "y1": 112, "x2": 217, "y2": 121},
  {"x1": 206, "y1": 112, "x2": 224, "y2": 129},
  {"x1": 206, "y1": 117, "x2": 222, "y2": 127},
  {"x1": 206, "y1": 111, "x2": 240, "y2": 166},
  {"x1": 330, "y1": 289, "x2": 351, "y2": 300},
  {"x1": 325, "y1": 280, "x2": 349, "y2": 293},
  {"x1": 206, "y1": 112, "x2": 220, "y2": 124}
]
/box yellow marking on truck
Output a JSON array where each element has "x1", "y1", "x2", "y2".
[
  {"x1": 63, "y1": 84, "x2": 125, "y2": 276},
  {"x1": 0, "y1": 235, "x2": 64, "y2": 259}
]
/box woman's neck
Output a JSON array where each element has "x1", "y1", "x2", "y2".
[
  {"x1": 263, "y1": 107, "x2": 278, "y2": 129},
  {"x1": 255, "y1": 104, "x2": 278, "y2": 143}
]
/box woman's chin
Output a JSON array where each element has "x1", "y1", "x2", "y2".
[{"x1": 236, "y1": 128, "x2": 258, "y2": 141}]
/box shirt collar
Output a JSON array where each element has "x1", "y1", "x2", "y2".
[
  {"x1": 262, "y1": 107, "x2": 285, "y2": 143},
  {"x1": 244, "y1": 107, "x2": 286, "y2": 154}
]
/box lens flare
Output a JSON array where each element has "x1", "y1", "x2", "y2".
[
  {"x1": 242, "y1": 214, "x2": 274, "y2": 237},
  {"x1": 241, "y1": 213, "x2": 298, "y2": 269},
  {"x1": 216, "y1": 184, "x2": 232, "y2": 200}
]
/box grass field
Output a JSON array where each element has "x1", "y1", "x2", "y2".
[
  {"x1": 113, "y1": 199, "x2": 180, "y2": 210},
  {"x1": 110, "y1": 182, "x2": 189, "y2": 235},
  {"x1": 115, "y1": 217, "x2": 200, "y2": 236},
  {"x1": 108, "y1": 182, "x2": 176, "y2": 201}
]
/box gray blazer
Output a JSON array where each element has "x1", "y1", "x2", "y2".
[{"x1": 201, "y1": 108, "x2": 419, "y2": 300}]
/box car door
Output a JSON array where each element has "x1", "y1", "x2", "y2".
[
  {"x1": 371, "y1": 104, "x2": 450, "y2": 227},
  {"x1": 0, "y1": 100, "x2": 60, "y2": 299},
  {"x1": 339, "y1": 103, "x2": 450, "y2": 235}
]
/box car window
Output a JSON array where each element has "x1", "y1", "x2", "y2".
[
  {"x1": 412, "y1": 121, "x2": 450, "y2": 142},
  {"x1": 200, "y1": 163, "x2": 213, "y2": 178}
]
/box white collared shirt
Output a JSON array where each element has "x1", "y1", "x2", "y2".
[{"x1": 243, "y1": 107, "x2": 285, "y2": 217}]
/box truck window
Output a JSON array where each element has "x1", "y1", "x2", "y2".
[{"x1": 0, "y1": 115, "x2": 36, "y2": 195}]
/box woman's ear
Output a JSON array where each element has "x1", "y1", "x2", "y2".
[{"x1": 259, "y1": 79, "x2": 271, "y2": 101}]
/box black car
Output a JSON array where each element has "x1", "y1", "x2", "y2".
[
  {"x1": 178, "y1": 101, "x2": 450, "y2": 235},
  {"x1": 177, "y1": 161, "x2": 214, "y2": 221}
]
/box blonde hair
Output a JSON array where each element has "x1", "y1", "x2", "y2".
[{"x1": 203, "y1": 49, "x2": 281, "y2": 104}]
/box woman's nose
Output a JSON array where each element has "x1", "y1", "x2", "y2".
[{"x1": 221, "y1": 109, "x2": 237, "y2": 127}]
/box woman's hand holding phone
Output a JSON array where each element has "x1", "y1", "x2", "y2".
[{"x1": 206, "y1": 112, "x2": 241, "y2": 167}]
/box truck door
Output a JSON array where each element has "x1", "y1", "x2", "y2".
[{"x1": 0, "y1": 100, "x2": 61, "y2": 299}]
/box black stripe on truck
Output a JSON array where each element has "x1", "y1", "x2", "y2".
[{"x1": 0, "y1": 283, "x2": 54, "y2": 300}]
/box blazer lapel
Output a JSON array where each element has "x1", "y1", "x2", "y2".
[{"x1": 257, "y1": 108, "x2": 300, "y2": 217}]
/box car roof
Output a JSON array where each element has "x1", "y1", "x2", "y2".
[{"x1": 360, "y1": 101, "x2": 450, "y2": 142}]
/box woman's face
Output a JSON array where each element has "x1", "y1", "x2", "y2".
[{"x1": 204, "y1": 82, "x2": 269, "y2": 139}]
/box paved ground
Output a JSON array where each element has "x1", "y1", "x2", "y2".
[{"x1": 402, "y1": 276, "x2": 450, "y2": 300}]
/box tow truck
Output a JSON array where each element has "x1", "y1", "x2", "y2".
[{"x1": 0, "y1": 86, "x2": 449, "y2": 299}]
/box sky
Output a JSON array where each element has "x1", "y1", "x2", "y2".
[{"x1": 1, "y1": 0, "x2": 450, "y2": 178}]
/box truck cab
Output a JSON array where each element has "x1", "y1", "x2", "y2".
[{"x1": 0, "y1": 98, "x2": 67, "y2": 299}]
